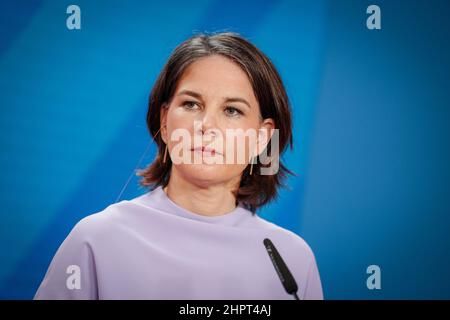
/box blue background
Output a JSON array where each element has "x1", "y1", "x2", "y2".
[{"x1": 0, "y1": 0, "x2": 449, "y2": 299}]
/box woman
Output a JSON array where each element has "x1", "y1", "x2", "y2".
[{"x1": 34, "y1": 32, "x2": 323, "y2": 300}]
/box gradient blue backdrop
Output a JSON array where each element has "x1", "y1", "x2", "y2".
[{"x1": 0, "y1": 0, "x2": 449, "y2": 299}]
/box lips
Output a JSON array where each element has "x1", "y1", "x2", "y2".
[{"x1": 190, "y1": 146, "x2": 221, "y2": 156}]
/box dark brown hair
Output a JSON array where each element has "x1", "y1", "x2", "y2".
[{"x1": 137, "y1": 32, "x2": 295, "y2": 214}]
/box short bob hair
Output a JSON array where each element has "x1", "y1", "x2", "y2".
[{"x1": 138, "y1": 32, "x2": 294, "y2": 214}]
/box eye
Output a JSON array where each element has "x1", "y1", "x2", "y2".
[
  {"x1": 181, "y1": 100, "x2": 200, "y2": 110},
  {"x1": 224, "y1": 106, "x2": 243, "y2": 117}
]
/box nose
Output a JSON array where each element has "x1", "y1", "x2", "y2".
[{"x1": 196, "y1": 108, "x2": 219, "y2": 138}]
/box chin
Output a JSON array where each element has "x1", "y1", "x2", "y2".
[{"x1": 175, "y1": 163, "x2": 238, "y2": 186}]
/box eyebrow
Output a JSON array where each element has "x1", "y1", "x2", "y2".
[{"x1": 176, "y1": 89, "x2": 252, "y2": 110}]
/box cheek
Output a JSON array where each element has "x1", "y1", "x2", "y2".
[
  {"x1": 166, "y1": 108, "x2": 195, "y2": 140},
  {"x1": 223, "y1": 122, "x2": 260, "y2": 162}
]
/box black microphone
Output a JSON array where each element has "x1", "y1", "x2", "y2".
[{"x1": 263, "y1": 238, "x2": 300, "y2": 300}]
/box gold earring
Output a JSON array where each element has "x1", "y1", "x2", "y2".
[
  {"x1": 163, "y1": 144, "x2": 168, "y2": 163},
  {"x1": 250, "y1": 156, "x2": 257, "y2": 175},
  {"x1": 250, "y1": 139, "x2": 260, "y2": 175},
  {"x1": 156, "y1": 124, "x2": 168, "y2": 164}
]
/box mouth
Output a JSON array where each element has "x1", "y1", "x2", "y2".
[{"x1": 190, "y1": 146, "x2": 222, "y2": 156}]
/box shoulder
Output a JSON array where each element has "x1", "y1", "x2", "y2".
[
  {"x1": 66, "y1": 200, "x2": 132, "y2": 243},
  {"x1": 251, "y1": 214, "x2": 316, "y2": 260},
  {"x1": 252, "y1": 214, "x2": 323, "y2": 299}
]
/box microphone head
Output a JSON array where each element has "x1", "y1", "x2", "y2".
[{"x1": 263, "y1": 238, "x2": 299, "y2": 296}]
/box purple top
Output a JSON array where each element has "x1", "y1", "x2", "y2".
[{"x1": 34, "y1": 186, "x2": 323, "y2": 299}]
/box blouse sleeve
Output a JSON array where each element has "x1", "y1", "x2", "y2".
[
  {"x1": 302, "y1": 251, "x2": 324, "y2": 300},
  {"x1": 34, "y1": 218, "x2": 99, "y2": 300}
]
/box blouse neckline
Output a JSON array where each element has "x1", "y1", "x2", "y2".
[{"x1": 138, "y1": 185, "x2": 250, "y2": 226}]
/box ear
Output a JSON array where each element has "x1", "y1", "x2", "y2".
[
  {"x1": 254, "y1": 118, "x2": 275, "y2": 157},
  {"x1": 160, "y1": 103, "x2": 169, "y2": 144}
]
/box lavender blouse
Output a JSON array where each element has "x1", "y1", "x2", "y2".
[{"x1": 34, "y1": 186, "x2": 323, "y2": 299}]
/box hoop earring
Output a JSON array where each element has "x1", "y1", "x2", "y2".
[{"x1": 163, "y1": 144, "x2": 168, "y2": 163}]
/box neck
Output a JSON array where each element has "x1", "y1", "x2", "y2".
[{"x1": 163, "y1": 166, "x2": 241, "y2": 217}]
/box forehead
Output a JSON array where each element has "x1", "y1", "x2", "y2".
[{"x1": 174, "y1": 55, "x2": 258, "y2": 105}]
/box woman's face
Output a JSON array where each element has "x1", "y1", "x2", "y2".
[{"x1": 161, "y1": 55, "x2": 274, "y2": 188}]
